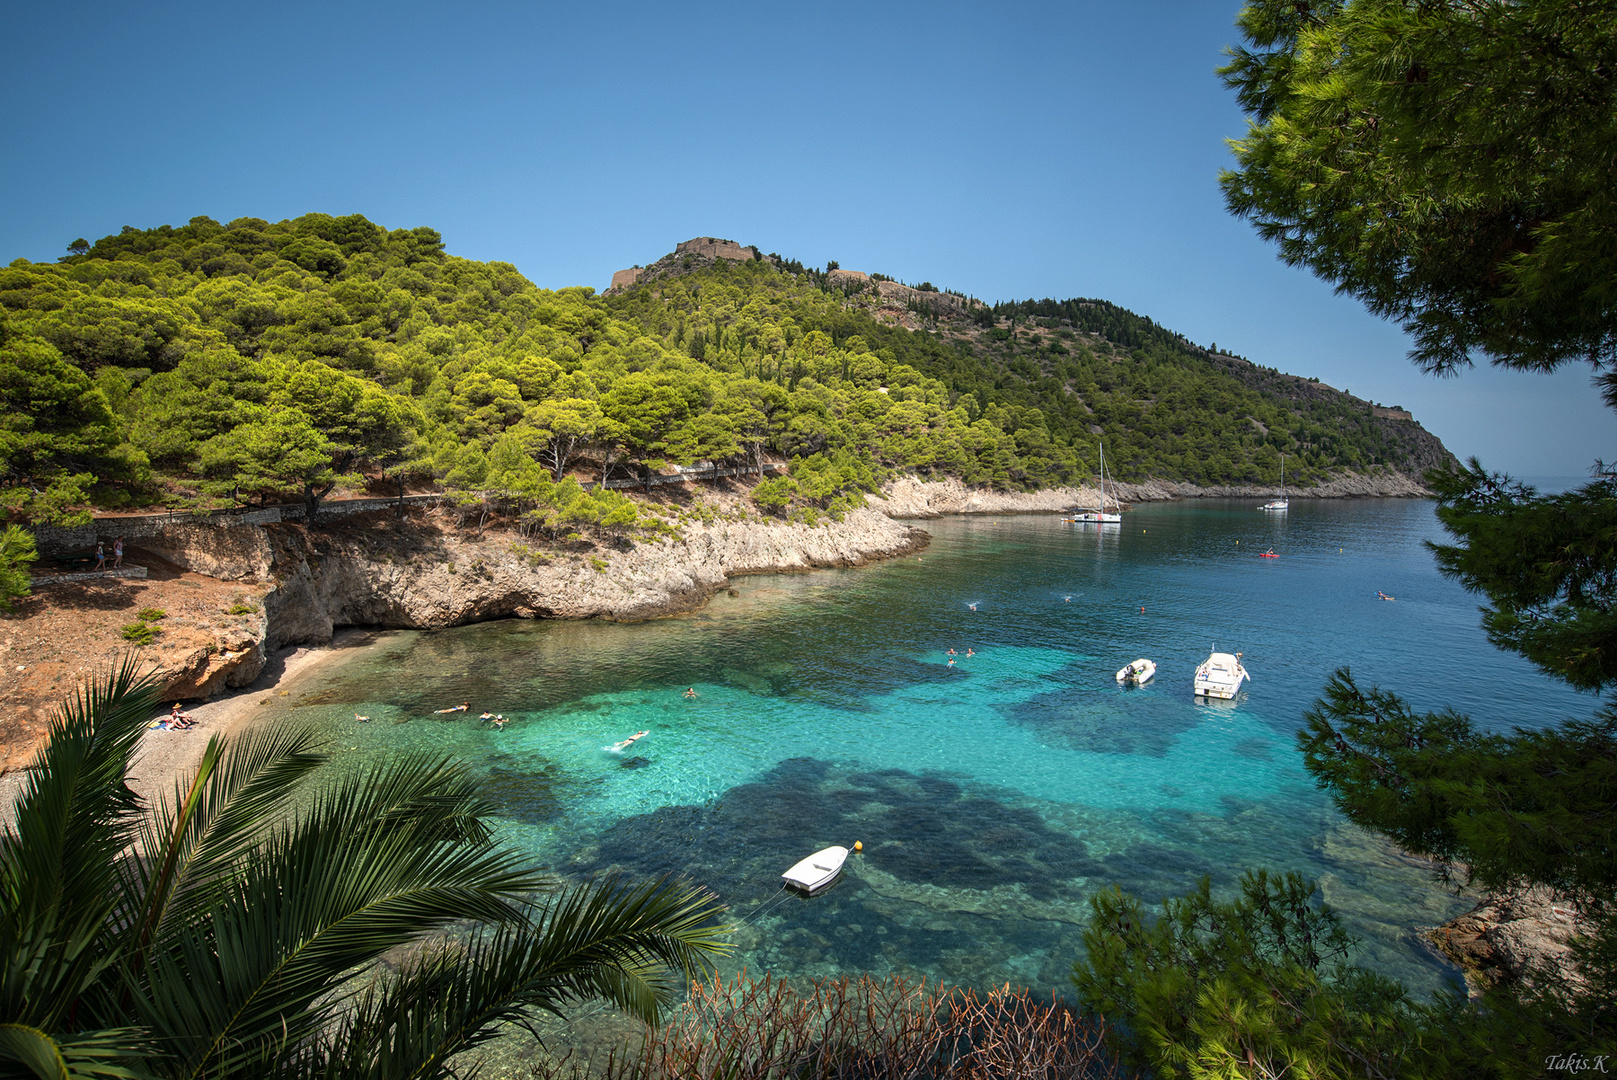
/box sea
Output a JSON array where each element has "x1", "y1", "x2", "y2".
[{"x1": 273, "y1": 491, "x2": 1597, "y2": 1002}]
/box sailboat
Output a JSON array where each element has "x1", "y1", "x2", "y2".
[
  {"x1": 1260, "y1": 454, "x2": 1289, "y2": 511},
  {"x1": 1068, "y1": 443, "x2": 1122, "y2": 523}
]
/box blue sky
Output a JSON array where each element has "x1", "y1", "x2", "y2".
[{"x1": 4, "y1": 0, "x2": 1610, "y2": 475}]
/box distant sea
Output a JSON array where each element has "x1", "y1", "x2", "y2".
[{"x1": 274, "y1": 497, "x2": 1597, "y2": 998}]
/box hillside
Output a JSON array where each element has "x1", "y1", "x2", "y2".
[{"x1": 0, "y1": 217, "x2": 1455, "y2": 534}]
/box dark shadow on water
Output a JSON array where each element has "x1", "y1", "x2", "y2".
[
  {"x1": 1001, "y1": 678, "x2": 1197, "y2": 757},
  {"x1": 478, "y1": 762, "x2": 595, "y2": 825}
]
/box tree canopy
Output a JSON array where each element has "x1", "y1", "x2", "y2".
[
  {"x1": 1220, "y1": 0, "x2": 1617, "y2": 386},
  {"x1": 1, "y1": 212, "x2": 1450, "y2": 526}
]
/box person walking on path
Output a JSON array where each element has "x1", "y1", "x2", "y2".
[
  {"x1": 93, "y1": 543, "x2": 106, "y2": 571},
  {"x1": 113, "y1": 537, "x2": 124, "y2": 569}
]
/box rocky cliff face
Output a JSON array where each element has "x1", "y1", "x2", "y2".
[{"x1": 146, "y1": 507, "x2": 926, "y2": 649}]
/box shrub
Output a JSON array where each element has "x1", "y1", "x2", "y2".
[
  {"x1": 225, "y1": 603, "x2": 259, "y2": 615},
  {"x1": 137, "y1": 607, "x2": 167, "y2": 622},
  {"x1": 535, "y1": 972, "x2": 1126, "y2": 1080},
  {"x1": 121, "y1": 622, "x2": 161, "y2": 645}
]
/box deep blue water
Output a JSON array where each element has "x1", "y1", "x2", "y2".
[{"x1": 279, "y1": 498, "x2": 1596, "y2": 998}]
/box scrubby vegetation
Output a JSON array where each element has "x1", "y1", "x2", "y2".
[{"x1": 2, "y1": 214, "x2": 1448, "y2": 528}]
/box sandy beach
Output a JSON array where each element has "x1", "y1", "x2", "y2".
[{"x1": 1, "y1": 628, "x2": 378, "y2": 824}]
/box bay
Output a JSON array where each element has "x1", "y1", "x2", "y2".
[{"x1": 276, "y1": 498, "x2": 1595, "y2": 997}]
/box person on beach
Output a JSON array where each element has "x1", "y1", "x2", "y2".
[
  {"x1": 434, "y1": 702, "x2": 470, "y2": 714},
  {"x1": 683, "y1": 688, "x2": 698, "y2": 698},
  {"x1": 94, "y1": 543, "x2": 106, "y2": 570},
  {"x1": 113, "y1": 537, "x2": 124, "y2": 569}
]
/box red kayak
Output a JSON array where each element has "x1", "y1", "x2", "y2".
[{"x1": 1259, "y1": 550, "x2": 1278, "y2": 558}]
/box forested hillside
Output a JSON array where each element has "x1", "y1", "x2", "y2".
[{"x1": 0, "y1": 214, "x2": 1454, "y2": 528}]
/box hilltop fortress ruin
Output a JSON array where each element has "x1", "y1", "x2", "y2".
[{"x1": 607, "y1": 237, "x2": 764, "y2": 292}]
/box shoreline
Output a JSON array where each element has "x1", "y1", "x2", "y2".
[{"x1": 1, "y1": 629, "x2": 376, "y2": 824}]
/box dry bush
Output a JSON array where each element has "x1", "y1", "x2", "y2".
[{"x1": 536, "y1": 972, "x2": 1132, "y2": 1080}]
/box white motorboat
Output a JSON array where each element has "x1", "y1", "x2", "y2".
[
  {"x1": 1069, "y1": 443, "x2": 1122, "y2": 523},
  {"x1": 1260, "y1": 455, "x2": 1289, "y2": 511},
  {"x1": 1116, "y1": 658, "x2": 1156, "y2": 685},
  {"x1": 1193, "y1": 650, "x2": 1250, "y2": 699},
  {"x1": 782, "y1": 845, "x2": 848, "y2": 895}
]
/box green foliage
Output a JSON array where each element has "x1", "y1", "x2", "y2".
[
  {"x1": 0, "y1": 658, "x2": 730, "y2": 1080},
  {"x1": 1073, "y1": 871, "x2": 1424, "y2": 1079},
  {"x1": 119, "y1": 622, "x2": 161, "y2": 645},
  {"x1": 1427, "y1": 461, "x2": 1617, "y2": 693},
  {"x1": 0, "y1": 214, "x2": 1450, "y2": 529},
  {"x1": 135, "y1": 607, "x2": 166, "y2": 622},
  {"x1": 1220, "y1": 0, "x2": 1617, "y2": 385},
  {"x1": 0, "y1": 524, "x2": 37, "y2": 613}
]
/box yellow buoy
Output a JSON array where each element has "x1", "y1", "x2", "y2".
[{"x1": 854, "y1": 841, "x2": 863, "y2": 852}]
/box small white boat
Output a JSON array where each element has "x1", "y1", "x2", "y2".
[
  {"x1": 1116, "y1": 658, "x2": 1156, "y2": 685},
  {"x1": 1260, "y1": 455, "x2": 1289, "y2": 511},
  {"x1": 782, "y1": 845, "x2": 848, "y2": 895},
  {"x1": 1069, "y1": 443, "x2": 1123, "y2": 523},
  {"x1": 1194, "y1": 650, "x2": 1250, "y2": 699}
]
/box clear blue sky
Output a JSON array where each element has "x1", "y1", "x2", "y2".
[{"x1": 4, "y1": 0, "x2": 1610, "y2": 475}]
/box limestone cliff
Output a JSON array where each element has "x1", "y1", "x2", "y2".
[{"x1": 145, "y1": 507, "x2": 925, "y2": 649}]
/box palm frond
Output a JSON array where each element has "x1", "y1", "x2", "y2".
[
  {"x1": 119, "y1": 724, "x2": 327, "y2": 959},
  {"x1": 0, "y1": 1022, "x2": 151, "y2": 1080},
  {"x1": 0, "y1": 657, "x2": 162, "y2": 1029},
  {"x1": 292, "y1": 877, "x2": 729, "y2": 1080},
  {"x1": 2, "y1": 656, "x2": 163, "y2": 920},
  {"x1": 121, "y1": 755, "x2": 547, "y2": 1080}
]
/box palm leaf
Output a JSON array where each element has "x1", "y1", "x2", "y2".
[
  {"x1": 0, "y1": 1024, "x2": 151, "y2": 1080},
  {"x1": 293, "y1": 876, "x2": 729, "y2": 1080},
  {"x1": 122, "y1": 755, "x2": 546, "y2": 1079},
  {"x1": 0, "y1": 657, "x2": 162, "y2": 1030},
  {"x1": 118, "y1": 724, "x2": 327, "y2": 961}
]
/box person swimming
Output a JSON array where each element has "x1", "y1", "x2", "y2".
[
  {"x1": 683, "y1": 687, "x2": 698, "y2": 698},
  {"x1": 355, "y1": 713, "x2": 371, "y2": 722},
  {"x1": 434, "y1": 702, "x2": 470, "y2": 714},
  {"x1": 610, "y1": 730, "x2": 649, "y2": 751},
  {"x1": 968, "y1": 603, "x2": 978, "y2": 611},
  {"x1": 966, "y1": 648, "x2": 975, "y2": 657}
]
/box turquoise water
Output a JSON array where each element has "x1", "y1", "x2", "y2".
[{"x1": 281, "y1": 499, "x2": 1596, "y2": 997}]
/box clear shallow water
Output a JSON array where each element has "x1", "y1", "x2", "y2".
[{"x1": 276, "y1": 499, "x2": 1596, "y2": 997}]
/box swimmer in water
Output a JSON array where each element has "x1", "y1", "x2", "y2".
[
  {"x1": 968, "y1": 603, "x2": 978, "y2": 611},
  {"x1": 479, "y1": 711, "x2": 496, "y2": 720},
  {"x1": 611, "y1": 730, "x2": 649, "y2": 751},
  {"x1": 947, "y1": 658, "x2": 955, "y2": 667},
  {"x1": 434, "y1": 702, "x2": 470, "y2": 714},
  {"x1": 683, "y1": 687, "x2": 698, "y2": 698},
  {"x1": 948, "y1": 648, "x2": 956, "y2": 656},
  {"x1": 967, "y1": 648, "x2": 975, "y2": 657},
  {"x1": 355, "y1": 713, "x2": 371, "y2": 722},
  {"x1": 491, "y1": 715, "x2": 508, "y2": 729}
]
